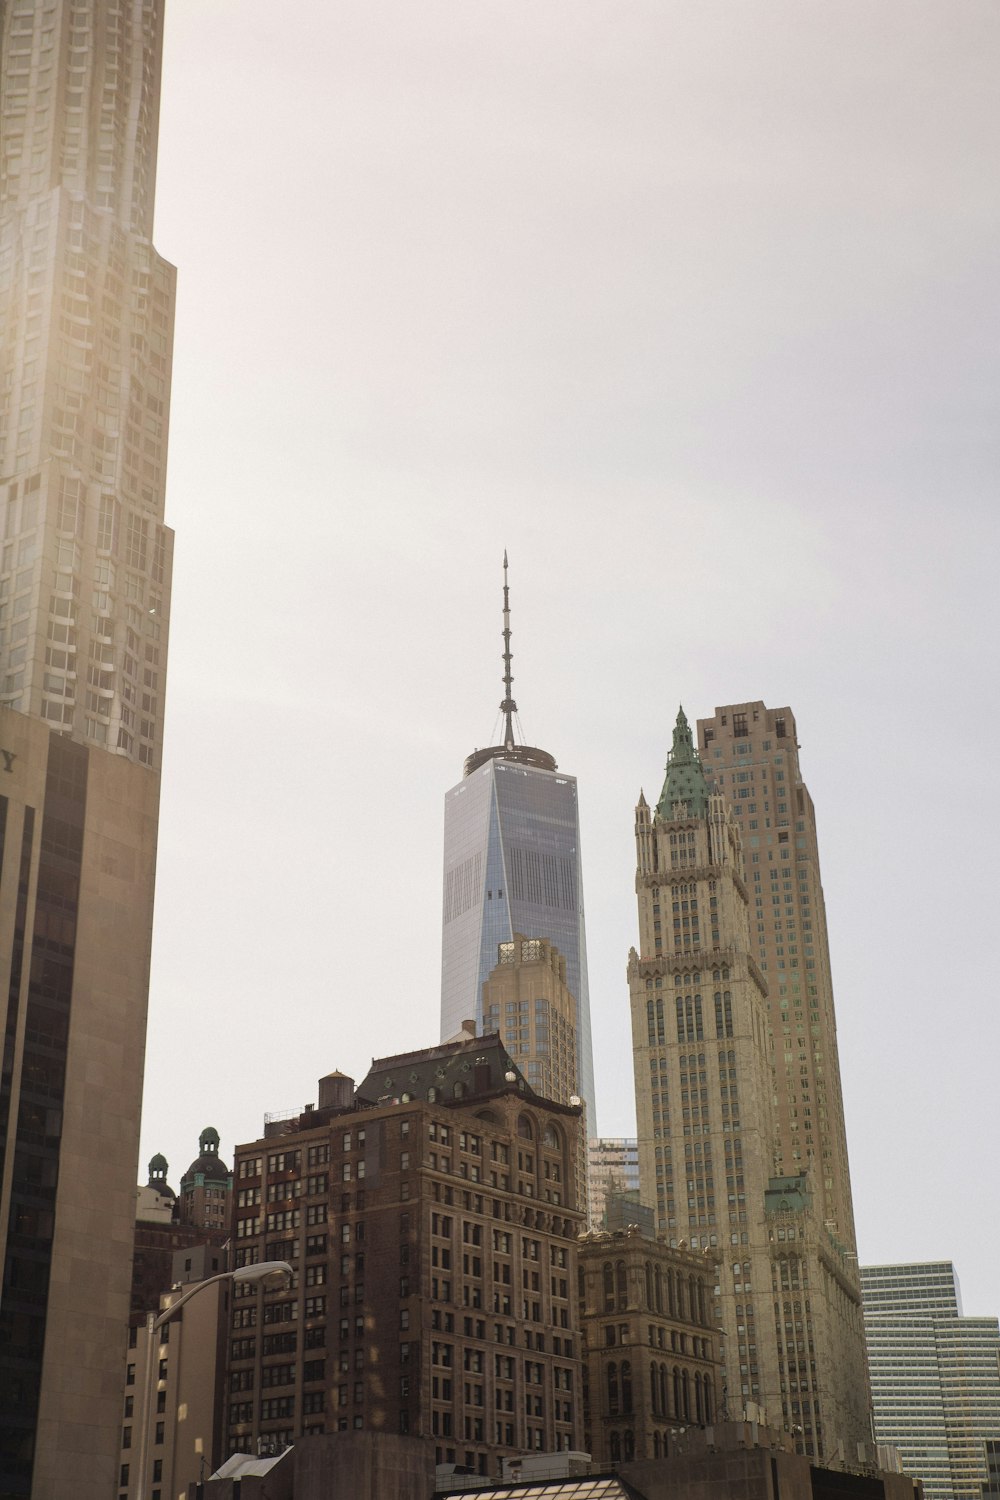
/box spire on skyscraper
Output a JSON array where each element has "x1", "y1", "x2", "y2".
[
  {"x1": 500, "y1": 550, "x2": 517, "y2": 752},
  {"x1": 443, "y1": 561, "x2": 595, "y2": 1152},
  {"x1": 656, "y1": 705, "x2": 709, "y2": 818},
  {"x1": 463, "y1": 556, "x2": 556, "y2": 776}
]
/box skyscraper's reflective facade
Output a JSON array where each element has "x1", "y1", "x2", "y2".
[{"x1": 439, "y1": 564, "x2": 595, "y2": 1134}]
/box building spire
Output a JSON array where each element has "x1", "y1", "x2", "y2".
[
  {"x1": 462, "y1": 554, "x2": 557, "y2": 777},
  {"x1": 500, "y1": 550, "x2": 517, "y2": 751},
  {"x1": 656, "y1": 704, "x2": 710, "y2": 819}
]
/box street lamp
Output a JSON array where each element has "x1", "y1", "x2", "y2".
[{"x1": 134, "y1": 1259, "x2": 292, "y2": 1500}]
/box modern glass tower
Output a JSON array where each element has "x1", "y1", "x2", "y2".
[
  {"x1": 440, "y1": 559, "x2": 595, "y2": 1135},
  {"x1": 0, "y1": 5, "x2": 174, "y2": 1496}
]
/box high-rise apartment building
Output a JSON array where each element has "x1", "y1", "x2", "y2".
[
  {"x1": 628, "y1": 707, "x2": 869, "y2": 1462},
  {"x1": 861, "y1": 1261, "x2": 1000, "y2": 1500},
  {"x1": 0, "y1": 4, "x2": 174, "y2": 1495},
  {"x1": 440, "y1": 559, "x2": 595, "y2": 1137}
]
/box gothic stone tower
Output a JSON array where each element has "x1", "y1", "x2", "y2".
[{"x1": 628, "y1": 709, "x2": 870, "y2": 1462}]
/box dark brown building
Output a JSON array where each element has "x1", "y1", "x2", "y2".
[
  {"x1": 578, "y1": 1227, "x2": 720, "y2": 1464},
  {"x1": 226, "y1": 1032, "x2": 585, "y2": 1477}
]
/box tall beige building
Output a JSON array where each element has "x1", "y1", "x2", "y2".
[
  {"x1": 481, "y1": 935, "x2": 579, "y2": 1109},
  {"x1": 628, "y1": 708, "x2": 869, "y2": 1462},
  {"x1": 695, "y1": 703, "x2": 855, "y2": 1242},
  {"x1": 0, "y1": 4, "x2": 174, "y2": 1496},
  {"x1": 481, "y1": 933, "x2": 588, "y2": 1219}
]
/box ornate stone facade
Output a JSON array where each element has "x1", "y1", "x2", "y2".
[
  {"x1": 578, "y1": 1228, "x2": 719, "y2": 1464},
  {"x1": 628, "y1": 708, "x2": 870, "y2": 1461}
]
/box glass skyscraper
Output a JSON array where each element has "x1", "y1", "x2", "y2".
[{"x1": 439, "y1": 562, "x2": 595, "y2": 1134}]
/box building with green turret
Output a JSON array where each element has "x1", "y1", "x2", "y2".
[{"x1": 628, "y1": 705, "x2": 871, "y2": 1466}]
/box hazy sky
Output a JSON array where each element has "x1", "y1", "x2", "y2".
[{"x1": 144, "y1": 3, "x2": 1000, "y2": 1314}]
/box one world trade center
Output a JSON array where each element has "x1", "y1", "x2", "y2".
[{"x1": 439, "y1": 557, "x2": 596, "y2": 1137}]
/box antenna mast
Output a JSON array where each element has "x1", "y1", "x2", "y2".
[{"x1": 500, "y1": 550, "x2": 517, "y2": 751}]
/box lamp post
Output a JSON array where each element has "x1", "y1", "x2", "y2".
[{"x1": 134, "y1": 1259, "x2": 292, "y2": 1500}]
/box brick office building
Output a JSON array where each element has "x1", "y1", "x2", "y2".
[{"x1": 226, "y1": 1032, "x2": 585, "y2": 1477}]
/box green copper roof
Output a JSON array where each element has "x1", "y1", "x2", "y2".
[
  {"x1": 656, "y1": 706, "x2": 709, "y2": 819},
  {"x1": 765, "y1": 1173, "x2": 812, "y2": 1214}
]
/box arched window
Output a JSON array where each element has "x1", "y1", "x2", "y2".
[
  {"x1": 655, "y1": 1265, "x2": 664, "y2": 1315},
  {"x1": 624, "y1": 1430, "x2": 635, "y2": 1461},
  {"x1": 453, "y1": 1082, "x2": 464, "y2": 1099},
  {"x1": 645, "y1": 1262, "x2": 654, "y2": 1311},
  {"x1": 654, "y1": 1432, "x2": 662, "y2": 1458},
  {"x1": 621, "y1": 1360, "x2": 633, "y2": 1414},
  {"x1": 673, "y1": 1366, "x2": 682, "y2": 1418},
  {"x1": 650, "y1": 1360, "x2": 660, "y2": 1416},
  {"x1": 603, "y1": 1262, "x2": 614, "y2": 1312},
  {"x1": 660, "y1": 1363, "x2": 669, "y2": 1418},
  {"x1": 517, "y1": 1115, "x2": 533, "y2": 1139},
  {"x1": 542, "y1": 1124, "x2": 560, "y2": 1149},
  {"x1": 606, "y1": 1362, "x2": 619, "y2": 1415},
  {"x1": 704, "y1": 1377, "x2": 714, "y2": 1423},
  {"x1": 615, "y1": 1260, "x2": 627, "y2": 1310},
  {"x1": 428, "y1": 1087, "x2": 438, "y2": 1103},
  {"x1": 695, "y1": 1371, "x2": 704, "y2": 1423},
  {"x1": 610, "y1": 1431, "x2": 621, "y2": 1463},
  {"x1": 666, "y1": 1269, "x2": 675, "y2": 1317},
  {"x1": 682, "y1": 1368, "x2": 691, "y2": 1421}
]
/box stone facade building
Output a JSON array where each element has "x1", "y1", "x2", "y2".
[
  {"x1": 628, "y1": 708, "x2": 869, "y2": 1461},
  {"x1": 481, "y1": 935, "x2": 588, "y2": 1219},
  {"x1": 179, "y1": 1126, "x2": 233, "y2": 1235},
  {"x1": 225, "y1": 1033, "x2": 585, "y2": 1478},
  {"x1": 482, "y1": 936, "x2": 579, "y2": 1110},
  {"x1": 578, "y1": 1227, "x2": 720, "y2": 1465},
  {"x1": 694, "y1": 704, "x2": 856, "y2": 1244}
]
